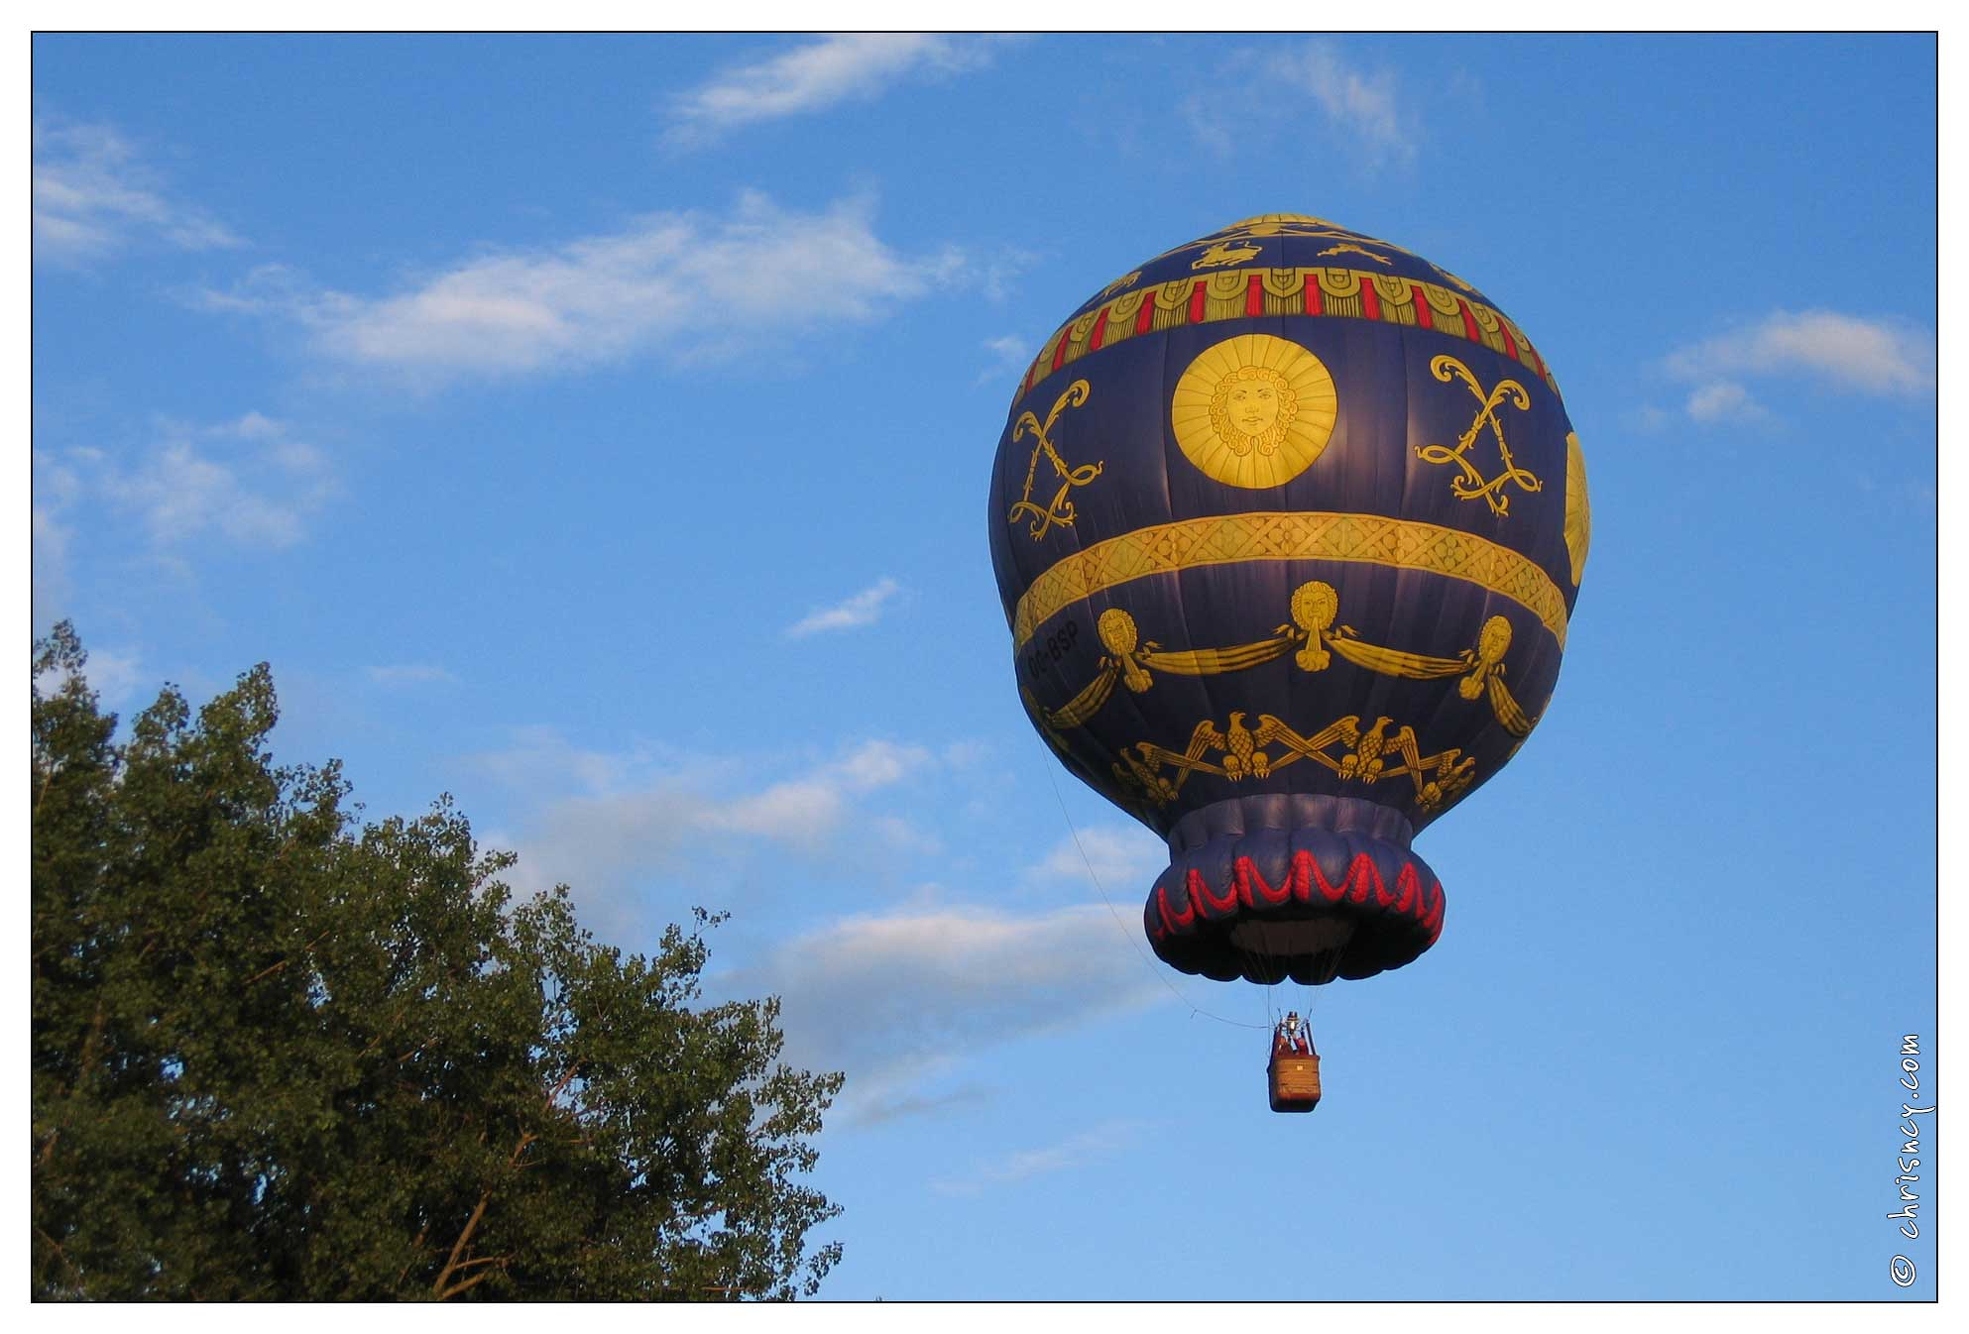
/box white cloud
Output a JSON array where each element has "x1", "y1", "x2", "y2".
[
  {"x1": 38, "y1": 415, "x2": 334, "y2": 566},
  {"x1": 467, "y1": 724, "x2": 644, "y2": 795},
  {"x1": 200, "y1": 193, "x2": 963, "y2": 382},
  {"x1": 90, "y1": 414, "x2": 335, "y2": 548},
  {"x1": 664, "y1": 34, "x2": 997, "y2": 146},
  {"x1": 503, "y1": 788, "x2": 704, "y2": 908},
  {"x1": 1684, "y1": 380, "x2": 1767, "y2": 424},
  {"x1": 1626, "y1": 404, "x2": 1675, "y2": 433},
  {"x1": 787, "y1": 577, "x2": 902, "y2": 638},
  {"x1": 473, "y1": 731, "x2": 1163, "y2": 1124},
  {"x1": 931, "y1": 1119, "x2": 1147, "y2": 1195},
  {"x1": 34, "y1": 116, "x2": 240, "y2": 265},
  {"x1": 1667, "y1": 310, "x2": 1935, "y2": 398},
  {"x1": 848, "y1": 1084, "x2": 992, "y2": 1127},
  {"x1": 870, "y1": 813, "x2": 943, "y2": 858},
  {"x1": 1264, "y1": 41, "x2": 1416, "y2": 164},
  {"x1": 978, "y1": 334, "x2": 1034, "y2": 387},
  {"x1": 702, "y1": 777, "x2": 848, "y2": 847},
  {"x1": 834, "y1": 738, "x2": 929, "y2": 791},
  {"x1": 35, "y1": 641, "x2": 146, "y2": 710},
  {"x1": 32, "y1": 500, "x2": 73, "y2": 631},
  {"x1": 365, "y1": 663, "x2": 457, "y2": 686},
  {"x1": 728, "y1": 903, "x2": 1162, "y2": 1124},
  {"x1": 941, "y1": 739, "x2": 991, "y2": 770},
  {"x1": 1026, "y1": 824, "x2": 1167, "y2": 897},
  {"x1": 81, "y1": 646, "x2": 146, "y2": 708},
  {"x1": 33, "y1": 449, "x2": 94, "y2": 627},
  {"x1": 697, "y1": 739, "x2": 931, "y2": 850},
  {"x1": 1188, "y1": 40, "x2": 1417, "y2": 166},
  {"x1": 489, "y1": 733, "x2": 934, "y2": 915}
]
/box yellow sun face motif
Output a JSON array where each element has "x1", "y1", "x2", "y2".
[{"x1": 1171, "y1": 334, "x2": 1339, "y2": 489}]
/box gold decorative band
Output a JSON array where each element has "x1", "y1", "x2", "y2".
[
  {"x1": 1010, "y1": 511, "x2": 1569, "y2": 652},
  {"x1": 1017, "y1": 266, "x2": 1560, "y2": 407}
]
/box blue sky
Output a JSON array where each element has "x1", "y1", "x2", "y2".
[{"x1": 30, "y1": 32, "x2": 1938, "y2": 1301}]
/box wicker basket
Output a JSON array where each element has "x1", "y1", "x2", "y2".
[{"x1": 1267, "y1": 1054, "x2": 1322, "y2": 1113}]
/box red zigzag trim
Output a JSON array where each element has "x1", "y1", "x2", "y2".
[{"x1": 1151, "y1": 851, "x2": 1444, "y2": 944}]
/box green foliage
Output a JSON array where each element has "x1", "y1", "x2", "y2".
[{"x1": 31, "y1": 624, "x2": 844, "y2": 1300}]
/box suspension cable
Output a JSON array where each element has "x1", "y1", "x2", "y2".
[{"x1": 1043, "y1": 766, "x2": 1266, "y2": 1031}]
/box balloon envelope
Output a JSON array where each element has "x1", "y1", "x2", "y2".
[{"x1": 987, "y1": 214, "x2": 1587, "y2": 986}]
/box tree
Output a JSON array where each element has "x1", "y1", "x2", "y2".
[{"x1": 31, "y1": 625, "x2": 844, "y2": 1300}]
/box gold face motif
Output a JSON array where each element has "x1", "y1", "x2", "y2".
[
  {"x1": 1171, "y1": 334, "x2": 1338, "y2": 488},
  {"x1": 1222, "y1": 373, "x2": 1285, "y2": 446}
]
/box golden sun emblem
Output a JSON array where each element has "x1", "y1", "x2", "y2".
[{"x1": 1170, "y1": 334, "x2": 1338, "y2": 488}]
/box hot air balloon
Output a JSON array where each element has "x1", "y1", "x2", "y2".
[{"x1": 986, "y1": 214, "x2": 1588, "y2": 1110}]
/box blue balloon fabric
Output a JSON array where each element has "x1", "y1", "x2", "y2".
[{"x1": 988, "y1": 214, "x2": 1587, "y2": 986}]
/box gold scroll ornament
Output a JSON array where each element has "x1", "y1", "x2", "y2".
[
  {"x1": 1031, "y1": 580, "x2": 1538, "y2": 740},
  {"x1": 1414, "y1": 355, "x2": 1543, "y2": 518},
  {"x1": 1112, "y1": 709, "x2": 1480, "y2": 814},
  {"x1": 1006, "y1": 379, "x2": 1102, "y2": 541},
  {"x1": 1170, "y1": 334, "x2": 1339, "y2": 490}
]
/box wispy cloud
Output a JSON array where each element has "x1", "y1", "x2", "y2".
[
  {"x1": 1684, "y1": 380, "x2": 1767, "y2": 424},
  {"x1": 31, "y1": 451, "x2": 82, "y2": 629},
  {"x1": 468, "y1": 724, "x2": 646, "y2": 796},
  {"x1": 484, "y1": 733, "x2": 937, "y2": 933},
  {"x1": 728, "y1": 904, "x2": 1163, "y2": 1124},
  {"x1": 1024, "y1": 824, "x2": 1167, "y2": 897},
  {"x1": 365, "y1": 663, "x2": 457, "y2": 687},
  {"x1": 197, "y1": 192, "x2": 964, "y2": 383},
  {"x1": 471, "y1": 730, "x2": 1165, "y2": 1123},
  {"x1": 1666, "y1": 310, "x2": 1935, "y2": 422},
  {"x1": 848, "y1": 1084, "x2": 993, "y2": 1128},
  {"x1": 978, "y1": 334, "x2": 1033, "y2": 387},
  {"x1": 89, "y1": 413, "x2": 336, "y2": 548},
  {"x1": 43, "y1": 413, "x2": 334, "y2": 560},
  {"x1": 698, "y1": 739, "x2": 931, "y2": 849},
  {"x1": 787, "y1": 577, "x2": 901, "y2": 638},
  {"x1": 664, "y1": 34, "x2": 999, "y2": 147},
  {"x1": 34, "y1": 640, "x2": 147, "y2": 710},
  {"x1": 931, "y1": 1119, "x2": 1148, "y2": 1195},
  {"x1": 1264, "y1": 41, "x2": 1415, "y2": 164},
  {"x1": 34, "y1": 116, "x2": 240, "y2": 265},
  {"x1": 1667, "y1": 310, "x2": 1934, "y2": 394},
  {"x1": 1188, "y1": 40, "x2": 1417, "y2": 167}
]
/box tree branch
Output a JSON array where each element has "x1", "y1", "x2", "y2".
[
  {"x1": 394, "y1": 1231, "x2": 429, "y2": 1291},
  {"x1": 449, "y1": 1254, "x2": 510, "y2": 1273},
  {"x1": 508, "y1": 1130, "x2": 538, "y2": 1166},
  {"x1": 430, "y1": 1193, "x2": 490, "y2": 1298},
  {"x1": 545, "y1": 1060, "x2": 583, "y2": 1108},
  {"x1": 434, "y1": 1264, "x2": 506, "y2": 1300},
  {"x1": 242, "y1": 957, "x2": 292, "y2": 987},
  {"x1": 396, "y1": 1036, "x2": 437, "y2": 1064},
  {"x1": 34, "y1": 1225, "x2": 80, "y2": 1285},
  {"x1": 244, "y1": 929, "x2": 333, "y2": 988},
  {"x1": 71, "y1": 997, "x2": 108, "y2": 1099}
]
